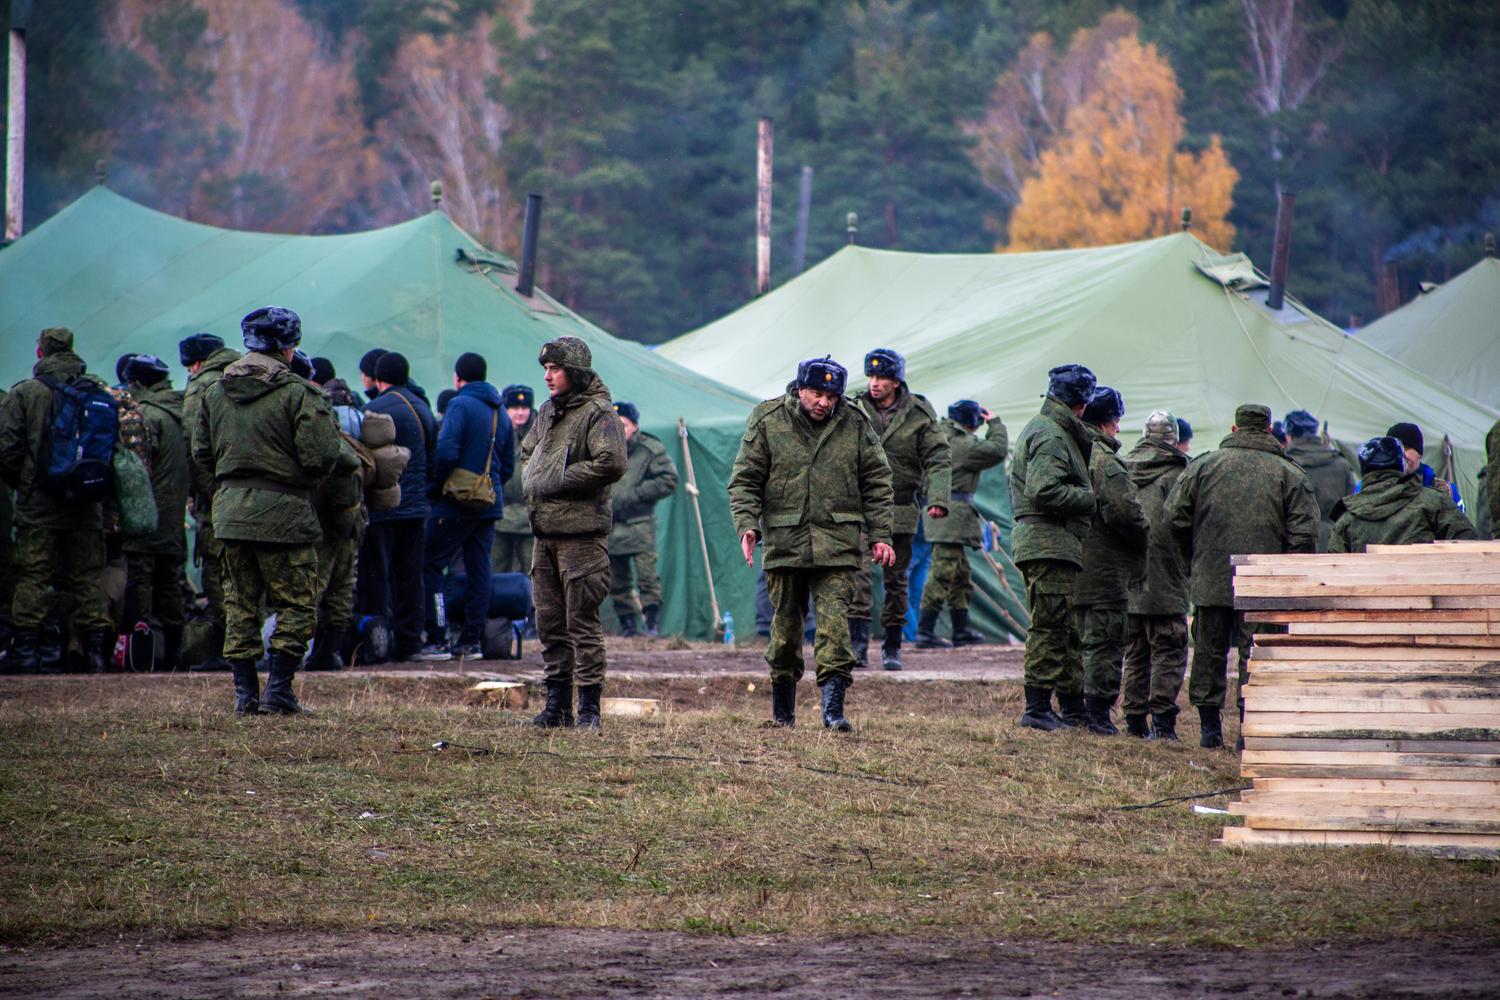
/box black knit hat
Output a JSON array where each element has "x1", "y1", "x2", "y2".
[
  {"x1": 359, "y1": 348, "x2": 389, "y2": 378},
  {"x1": 436, "y1": 388, "x2": 457, "y2": 414},
  {"x1": 289, "y1": 350, "x2": 313, "y2": 380},
  {"x1": 454, "y1": 351, "x2": 487, "y2": 383},
  {"x1": 1387, "y1": 422, "x2": 1424, "y2": 455},
  {"x1": 374, "y1": 351, "x2": 410, "y2": 386},
  {"x1": 310, "y1": 356, "x2": 335, "y2": 385},
  {"x1": 178, "y1": 332, "x2": 224, "y2": 366}
]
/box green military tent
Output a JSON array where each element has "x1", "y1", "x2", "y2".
[
  {"x1": 662, "y1": 233, "x2": 1500, "y2": 638},
  {"x1": 1358, "y1": 254, "x2": 1500, "y2": 411},
  {"x1": 0, "y1": 185, "x2": 760, "y2": 640}
]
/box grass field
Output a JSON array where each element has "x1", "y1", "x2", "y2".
[{"x1": 1, "y1": 669, "x2": 1496, "y2": 948}]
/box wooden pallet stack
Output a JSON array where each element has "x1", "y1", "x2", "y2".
[{"x1": 1222, "y1": 540, "x2": 1500, "y2": 856}]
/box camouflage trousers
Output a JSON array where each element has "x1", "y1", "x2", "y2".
[
  {"x1": 764, "y1": 567, "x2": 858, "y2": 686},
  {"x1": 316, "y1": 536, "x2": 358, "y2": 631},
  {"x1": 532, "y1": 535, "x2": 611, "y2": 687},
  {"x1": 11, "y1": 525, "x2": 111, "y2": 633},
  {"x1": 1074, "y1": 601, "x2": 1128, "y2": 702},
  {"x1": 1188, "y1": 605, "x2": 1281, "y2": 710},
  {"x1": 492, "y1": 531, "x2": 533, "y2": 575},
  {"x1": 609, "y1": 550, "x2": 660, "y2": 619},
  {"x1": 1122, "y1": 613, "x2": 1188, "y2": 717},
  {"x1": 122, "y1": 547, "x2": 186, "y2": 629},
  {"x1": 1019, "y1": 558, "x2": 1082, "y2": 696},
  {"x1": 852, "y1": 533, "x2": 913, "y2": 628},
  {"x1": 195, "y1": 515, "x2": 226, "y2": 626},
  {"x1": 919, "y1": 543, "x2": 971, "y2": 613},
  {"x1": 220, "y1": 541, "x2": 319, "y2": 662}
]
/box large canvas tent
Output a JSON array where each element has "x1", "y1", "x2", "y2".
[
  {"x1": 1357, "y1": 255, "x2": 1500, "y2": 410},
  {"x1": 0, "y1": 186, "x2": 760, "y2": 640},
  {"x1": 662, "y1": 234, "x2": 1500, "y2": 639}
]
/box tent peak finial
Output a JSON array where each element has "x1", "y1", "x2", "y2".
[
  {"x1": 1180, "y1": 206, "x2": 1192, "y2": 231},
  {"x1": 431, "y1": 180, "x2": 443, "y2": 209},
  {"x1": 846, "y1": 212, "x2": 858, "y2": 245},
  {"x1": 1486, "y1": 233, "x2": 1496, "y2": 258},
  {"x1": 95, "y1": 159, "x2": 106, "y2": 186}
]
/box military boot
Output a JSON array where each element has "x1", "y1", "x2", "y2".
[
  {"x1": 849, "y1": 618, "x2": 871, "y2": 667},
  {"x1": 819, "y1": 676, "x2": 853, "y2": 733},
  {"x1": 160, "y1": 626, "x2": 184, "y2": 673},
  {"x1": 230, "y1": 659, "x2": 261, "y2": 715},
  {"x1": 5, "y1": 627, "x2": 40, "y2": 675},
  {"x1": 1197, "y1": 706, "x2": 1224, "y2": 748},
  {"x1": 85, "y1": 631, "x2": 112, "y2": 674},
  {"x1": 1124, "y1": 714, "x2": 1151, "y2": 738},
  {"x1": 576, "y1": 684, "x2": 603, "y2": 731},
  {"x1": 950, "y1": 608, "x2": 984, "y2": 647},
  {"x1": 642, "y1": 604, "x2": 661, "y2": 639},
  {"x1": 1149, "y1": 710, "x2": 1179, "y2": 742},
  {"x1": 914, "y1": 609, "x2": 952, "y2": 649},
  {"x1": 769, "y1": 680, "x2": 796, "y2": 727},
  {"x1": 618, "y1": 613, "x2": 640, "y2": 639},
  {"x1": 304, "y1": 625, "x2": 345, "y2": 671},
  {"x1": 261, "y1": 653, "x2": 312, "y2": 715},
  {"x1": 532, "y1": 681, "x2": 574, "y2": 728},
  {"x1": 189, "y1": 623, "x2": 233, "y2": 672},
  {"x1": 1055, "y1": 691, "x2": 1087, "y2": 728},
  {"x1": 1083, "y1": 695, "x2": 1118, "y2": 736},
  {"x1": 1019, "y1": 686, "x2": 1066, "y2": 731},
  {"x1": 881, "y1": 624, "x2": 904, "y2": 671},
  {"x1": 37, "y1": 625, "x2": 64, "y2": 674}
]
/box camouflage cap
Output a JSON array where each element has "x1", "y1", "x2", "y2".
[
  {"x1": 539, "y1": 336, "x2": 592, "y2": 370},
  {"x1": 1234, "y1": 403, "x2": 1272, "y2": 429},
  {"x1": 1144, "y1": 409, "x2": 1178, "y2": 444},
  {"x1": 38, "y1": 327, "x2": 74, "y2": 355},
  {"x1": 1358, "y1": 436, "x2": 1405, "y2": 474}
]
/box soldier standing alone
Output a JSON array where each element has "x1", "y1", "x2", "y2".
[
  {"x1": 607, "y1": 401, "x2": 679, "y2": 638},
  {"x1": 728, "y1": 357, "x2": 894, "y2": 732},
  {"x1": 191, "y1": 307, "x2": 340, "y2": 714}
]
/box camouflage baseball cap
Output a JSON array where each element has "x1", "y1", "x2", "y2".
[
  {"x1": 539, "y1": 336, "x2": 592, "y2": 370},
  {"x1": 1234, "y1": 403, "x2": 1272, "y2": 429},
  {"x1": 38, "y1": 327, "x2": 74, "y2": 355},
  {"x1": 1143, "y1": 409, "x2": 1178, "y2": 444}
]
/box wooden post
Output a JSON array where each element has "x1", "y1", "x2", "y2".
[
  {"x1": 756, "y1": 116, "x2": 773, "y2": 295},
  {"x1": 1267, "y1": 191, "x2": 1296, "y2": 311},
  {"x1": 793, "y1": 164, "x2": 812, "y2": 274},
  {"x1": 5, "y1": 15, "x2": 26, "y2": 242}
]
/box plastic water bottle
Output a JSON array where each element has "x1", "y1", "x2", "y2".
[{"x1": 722, "y1": 612, "x2": 734, "y2": 645}]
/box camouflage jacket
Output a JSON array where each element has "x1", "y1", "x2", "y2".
[
  {"x1": 1487, "y1": 419, "x2": 1500, "y2": 536},
  {"x1": 1009, "y1": 397, "x2": 1095, "y2": 567},
  {"x1": 1165, "y1": 429, "x2": 1319, "y2": 607},
  {"x1": 1286, "y1": 438, "x2": 1357, "y2": 551},
  {"x1": 609, "y1": 431, "x2": 679, "y2": 556},
  {"x1": 0, "y1": 351, "x2": 109, "y2": 530},
  {"x1": 521, "y1": 375, "x2": 628, "y2": 537},
  {"x1": 853, "y1": 386, "x2": 951, "y2": 535},
  {"x1": 1476, "y1": 467, "x2": 1493, "y2": 540},
  {"x1": 728, "y1": 387, "x2": 893, "y2": 571},
  {"x1": 924, "y1": 417, "x2": 1006, "y2": 547},
  {"x1": 1074, "y1": 425, "x2": 1149, "y2": 606},
  {"x1": 497, "y1": 416, "x2": 533, "y2": 536},
  {"x1": 182, "y1": 346, "x2": 241, "y2": 510},
  {"x1": 1328, "y1": 470, "x2": 1476, "y2": 553},
  {"x1": 1124, "y1": 437, "x2": 1190, "y2": 616},
  {"x1": 190, "y1": 351, "x2": 341, "y2": 545},
  {"x1": 127, "y1": 381, "x2": 190, "y2": 554}
]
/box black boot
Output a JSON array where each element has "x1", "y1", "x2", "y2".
[
  {"x1": 5, "y1": 627, "x2": 40, "y2": 674},
  {"x1": 1198, "y1": 706, "x2": 1224, "y2": 748},
  {"x1": 576, "y1": 684, "x2": 602, "y2": 730},
  {"x1": 1124, "y1": 714, "x2": 1150, "y2": 738},
  {"x1": 618, "y1": 613, "x2": 640, "y2": 639},
  {"x1": 38, "y1": 625, "x2": 64, "y2": 674},
  {"x1": 849, "y1": 618, "x2": 871, "y2": 668},
  {"x1": 189, "y1": 623, "x2": 233, "y2": 672},
  {"x1": 261, "y1": 653, "x2": 312, "y2": 715},
  {"x1": 820, "y1": 675, "x2": 853, "y2": 733},
  {"x1": 230, "y1": 658, "x2": 261, "y2": 715},
  {"x1": 950, "y1": 608, "x2": 984, "y2": 647},
  {"x1": 1056, "y1": 691, "x2": 1087, "y2": 728},
  {"x1": 1019, "y1": 685, "x2": 1066, "y2": 731},
  {"x1": 532, "y1": 681, "x2": 575, "y2": 728},
  {"x1": 642, "y1": 604, "x2": 661, "y2": 639},
  {"x1": 914, "y1": 608, "x2": 952, "y2": 649},
  {"x1": 881, "y1": 625, "x2": 903, "y2": 671},
  {"x1": 1083, "y1": 695, "x2": 1118, "y2": 736},
  {"x1": 85, "y1": 631, "x2": 112, "y2": 674},
  {"x1": 1149, "y1": 709, "x2": 1179, "y2": 742},
  {"x1": 770, "y1": 679, "x2": 796, "y2": 727},
  {"x1": 304, "y1": 625, "x2": 345, "y2": 671}
]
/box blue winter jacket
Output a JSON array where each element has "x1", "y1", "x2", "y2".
[
  {"x1": 365, "y1": 384, "x2": 436, "y2": 521},
  {"x1": 429, "y1": 381, "x2": 515, "y2": 520}
]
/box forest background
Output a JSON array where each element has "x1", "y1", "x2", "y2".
[{"x1": 4, "y1": 0, "x2": 1497, "y2": 344}]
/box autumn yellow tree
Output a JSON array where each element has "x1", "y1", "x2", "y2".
[{"x1": 1007, "y1": 35, "x2": 1238, "y2": 251}]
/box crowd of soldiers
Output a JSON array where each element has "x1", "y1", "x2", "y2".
[{"x1": 0, "y1": 316, "x2": 683, "y2": 730}]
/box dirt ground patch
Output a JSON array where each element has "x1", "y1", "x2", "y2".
[{"x1": 3, "y1": 929, "x2": 1496, "y2": 998}]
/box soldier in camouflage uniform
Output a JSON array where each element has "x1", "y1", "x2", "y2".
[
  {"x1": 608, "y1": 401, "x2": 679, "y2": 638},
  {"x1": 0, "y1": 388, "x2": 13, "y2": 658},
  {"x1": 1283, "y1": 409, "x2": 1356, "y2": 551},
  {"x1": 492, "y1": 384, "x2": 536, "y2": 575},
  {"x1": 180, "y1": 332, "x2": 241, "y2": 672},
  {"x1": 120, "y1": 355, "x2": 190, "y2": 670},
  {"x1": 0, "y1": 328, "x2": 115, "y2": 674},
  {"x1": 523, "y1": 338, "x2": 628, "y2": 731},
  {"x1": 1166, "y1": 403, "x2": 1319, "y2": 748},
  {"x1": 191, "y1": 308, "x2": 340, "y2": 714},
  {"x1": 1328, "y1": 436, "x2": 1475, "y2": 552},
  {"x1": 1121, "y1": 411, "x2": 1191, "y2": 740},
  {"x1": 1072, "y1": 387, "x2": 1149, "y2": 736},
  {"x1": 849, "y1": 349, "x2": 950, "y2": 670},
  {"x1": 916, "y1": 400, "x2": 1006, "y2": 649},
  {"x1": 728, "y1": 357, "x2": 894, "y2": 732},
  {"x1": 1487, "y1": 418, "x2": 1500, "y2": 538},
  {"x1": 1010, "y1": 365, "x2": 1097, "y2": 731}
]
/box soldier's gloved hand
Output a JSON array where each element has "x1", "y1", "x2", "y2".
[
  {"x1": 740, "y1": 530, "x2": 759, "y2": 566},
  {"x1": 871, "y1": 541, "x2": 896, "y2": 567},
  {"x1": 926, "y1": 504, "x2": 947, "y2": 519}
]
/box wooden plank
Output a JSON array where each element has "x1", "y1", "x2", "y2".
[
  {"x1": 1240, "y1": 763, "x2": 1497, "y2": 780},
  {"x1": 1286, "y1": 621, "x2": 1495, "y2": 635},
  {"x1": 1235, "y1": 596, "x2": 1436, "y2": 610},
  {"x1": 1220, "y1": 826, "x2": 1500, "y2": 852},
  {"x1": 1243, "y1": 696, "x2": 1500, "y2": 715},
  {"x1": 1246, "y1": 609, "x2": 1493, "y2": 624},
  {"x1": 1237, "y1": 792, "x2": 1497, "y2": 811},
  {"x1": 1242, "y1": 750, "x2": 1500, "y2": 769},
  {"x1": 1247, "y1": 777, "x2": 1500, "y2": 795},
  {"x1": 1243, "y1": 737, "x2": 1500, "y2": 754},
  {"x1": 1236, "y1": 584, "x2": 1500, "y2": 598},
  {"x1": 1242, "y1": 682, "x2": 1500, "y2": 699},
  {"x1": 1245, "y1": 662, "x2": 1500, "y2": 678},
  {"x1": 1238, "y1": 813, "x2": 1500, "y2": 835},
  {"x1": 1243, "y1": 714, "x2": 1500, "y2": 738},
  {"x1": 1249, "y1": 644, "x2": 1500, "y2": 662}
]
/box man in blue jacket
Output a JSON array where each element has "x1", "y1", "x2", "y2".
[
  {"x1": 420, "y1": 353, "x2": 515, "y2": 661},
  {"x1": 356, "y1": 351, "x2": 435, "y2": 661}
]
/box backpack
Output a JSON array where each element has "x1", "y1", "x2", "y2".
[{"x1": 37, "y1": 374, "x2": 119, "y2": 502}]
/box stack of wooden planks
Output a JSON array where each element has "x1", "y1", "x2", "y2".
[{"x1": 1222, "y1": 540, "x2": 1500, "y2": 857}]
